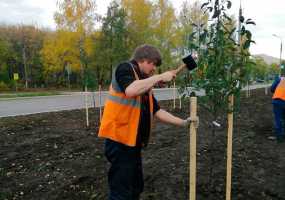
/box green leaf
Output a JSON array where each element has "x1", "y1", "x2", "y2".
[
  {"x1": 240, "y1": 26, "x2": 246, "y2": 35},
  {"x1": 227, "y1": 1, "x2": 232, "y2": 9},
  {"x1": 239, "y1": 15, "x2": 245, "y2": 23},
  {"x1": 246, "y1": 21, "x2": 256, "y2": 25},
  {"x1": 207, "y1": 7, "x2": 213, "y2": 12},
  {"x1": 201, "y1": 2, "x2": 210, "y2": 9},
  {"x1": 212, "y1": 9, "x2": 220, "y2": 19},
  {"x1": 243, "y1": 40, "x2": 251, "y2": 49},
  {"x1": 246, "y1": 18, "x2": 252, "y2": 23},
  {"x1": 245, "y1": 30, "x2": 252, "y2": 40},
  {"x1": 248, "y1": 61, "x2": 256, "y2": 65}
]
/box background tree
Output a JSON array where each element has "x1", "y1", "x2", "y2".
[
  {"x1": 151, "y1": 0, "x2": 177, "y2": 73},
  {"x1": 98, "y1": 0, "x2": 129, "y2": 82},
  {"x1": 269, "y1": 62, "x2": 280, "y2": 79},
  {"x1": 1, "y1": 0, "x2": 279, "y2": 92},
  {"x1": 0, "y1": 38, "x2": 12, "y2": 88},
  {"x1": 0, "y1": 25, "x2": 45, "y2": 89},
  {"x1": 41, "y1": 30, "x2": 81, "y2": 87},
  {"x1": 252, "y1": 57, "x2": 270, "y2": 80},
  {"x1": 176, "y1": 1, "x2": 209, "y2": 92},
  {"x1": 52, "y1": 0, "x2": 97, "y2": 88},
  {"x1": 16, "y1": 25, "x2": 44, "y2": 88},
  {"x1": 121, "y1": 0, "x2": 153, "y2": 49}
]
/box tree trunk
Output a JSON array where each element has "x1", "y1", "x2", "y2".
[{"x1": 22, "y1": 46, "x2": 28, "y2": 88}]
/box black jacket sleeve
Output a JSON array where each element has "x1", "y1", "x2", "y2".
[{"x1": 115, "y1": 62, "x2": 135, "y2": 93}]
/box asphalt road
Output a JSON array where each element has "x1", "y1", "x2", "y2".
[{"x1": 0, "y1": 84, "x2": 270, "y2": 118}]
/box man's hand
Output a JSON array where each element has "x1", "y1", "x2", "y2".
[
  {"x1": 182, "y1": 116, "x2": 199, "y2": 128},
  {"x1": 159, "y1": 71, "x2": 176, "y2": 82}
]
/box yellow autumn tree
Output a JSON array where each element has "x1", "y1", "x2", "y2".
[
  {"x1": 41, "y1": 30, "x2": 81, "y2": 85},
  {"x1": 121, "y1": 0, "x2": 153, "y2": 49},
  {"x1": 177, "y1": 1, "x2": 208, "y2": 54},
  {"x1": 41, "y1": 0, "x2": 97, "y2": 86},
  {"x1": 152, "y1": 0, "x2": 178, "y2": 71}
]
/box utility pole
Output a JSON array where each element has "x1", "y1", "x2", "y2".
[
  {"x1": 273, "y1": 34, "x2": 283, "y2": 67},
  {"x1": 238, "y1": 1, "x2": 242, "y2": 46},
  {"x1": 273, "y1": 34, "x2": 283, "y2": 74}
]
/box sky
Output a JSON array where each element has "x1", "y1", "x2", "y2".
[{"x1": 0, "y1": 0, "x2": 285, "y2": 59}]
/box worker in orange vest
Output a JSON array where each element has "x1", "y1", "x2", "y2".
[
  {"x1": 98, "y1": 44, "x2": 198, "y2": 200},
  {"x1": 271, "y1": 70, "x2": 285, "y2": 143}
]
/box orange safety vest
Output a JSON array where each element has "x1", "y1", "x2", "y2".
[
  {"x1": 98, "y1": 63, "x2": 154, "y2": 147},
  {"x1": 273, "y1": 78, "x2": 285, "y2": 100}
]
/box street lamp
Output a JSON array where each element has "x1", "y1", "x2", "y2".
[{"x1": 273, "y1": 34, "x2": 283, "y2": 68}]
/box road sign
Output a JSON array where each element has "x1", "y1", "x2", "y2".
[{"x1": 13, "y1": 73, "x2": 19, "y2": 81}]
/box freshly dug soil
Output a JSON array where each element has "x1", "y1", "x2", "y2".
[{"x1": 1, "y1": 89, "x2": 284, "y2": 200}]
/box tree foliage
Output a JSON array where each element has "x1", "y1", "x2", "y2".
[
  {"x1": 99, "y1": 1, "x2": 129, "y2": 80},
  {"x1": 121, "y1": 0, "x2": 153, "y2": 49},
  {"x1": 187, "y1": 0, "x2": 255, "y2": 118},
  {"x1": 151, "y1": 0, "x2": 178, "y2": 71},
  {"x1": 41, "y1": 0, "x2": 97, "y2": 87},
  {"x1": 1, "y1": 0, "x2": 279, "y2": 92},
  {"x1": 0, "y1": 25, "x2": 45, "y2": 88}
]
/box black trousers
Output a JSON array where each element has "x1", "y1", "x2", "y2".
[{"x1": 105, "y1": 139, "x2": 144, "y2": 200}]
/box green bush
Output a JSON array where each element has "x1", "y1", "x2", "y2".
[{"x1": 0, "y1": 81, "x2": 9, "y2": 91}]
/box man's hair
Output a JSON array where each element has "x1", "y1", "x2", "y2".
[{"x1": 131, "y1": 44, "x2": 162, "y2": 66}]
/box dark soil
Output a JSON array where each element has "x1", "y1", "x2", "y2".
[{"x1": 1, "y1": 89, "x2": 284, "y2": 200}]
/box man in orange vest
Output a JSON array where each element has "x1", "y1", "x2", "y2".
[
  {"x1": 98, "y1": 44, "x2": 198, "y2": 200},
  {"x1": 271, "y1": 71, "x2": 285, "y2": 143}
]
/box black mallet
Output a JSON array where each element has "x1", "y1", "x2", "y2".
[{"x1": 172, "y1": 54, "x2": 198, "y2": 75}]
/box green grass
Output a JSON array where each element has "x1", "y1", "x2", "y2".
[{"x1": 0, "y1": 91, "x2": 61, "y2": 99}]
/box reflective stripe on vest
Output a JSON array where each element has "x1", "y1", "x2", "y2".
[
  {"x1": 107, "y1": 93, "x2": 141, "y2": 108},
  {"x1": 273, "y1": 78, "x2": 285, "y2": 100}
]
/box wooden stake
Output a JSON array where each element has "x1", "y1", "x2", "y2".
[
  {"x1": 179, "y1": 96, "x2": 182, "y2": 109},
  {"x1": 85, "y1": 85, "x2": 89, "y2": 127},
  {"x1": 99, "y1": 84, "x2": 102, "y2": 121},
  {"x1": 248, "y1": 86, "x2": 251, "y2": 97},
  {"x1": 246, "y1": 81, "x2": 249, "y2": 98},
  {"x1": 173, "y1": 81, "x2": 176, "y2": 109},
  {"x1": 190, "y1": 97, "x2": 197, "y2": 200},
  {"x1": 226, "y1": 95, "x2": 234, "y2": 200}
]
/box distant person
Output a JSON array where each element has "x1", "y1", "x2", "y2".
[
  {"x1": 271, "y1": 70, "x2": 285, "y2": 143},
  {"x1": 98, "y1": 44, "x2": 198, "y2": 200}
]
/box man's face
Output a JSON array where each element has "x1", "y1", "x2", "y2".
[{"x1": 139, "y1": 60, "x2": 157, "y2": 76}]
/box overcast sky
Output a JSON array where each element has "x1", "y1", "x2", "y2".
[{"x1": 0, "y1": 0, "x2": 285, "y2": 59}]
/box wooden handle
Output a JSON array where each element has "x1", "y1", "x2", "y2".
[
  {"x1": 85, "y1": 85, "x2": 89, "y2": 127},
  {"x1": 173, "y1": 64, "x2": 186, "y2": 75}
]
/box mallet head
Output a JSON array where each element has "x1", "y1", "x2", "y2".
[{"x1": 182, "y1": 54, "x2": 197, "y2": 71}]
